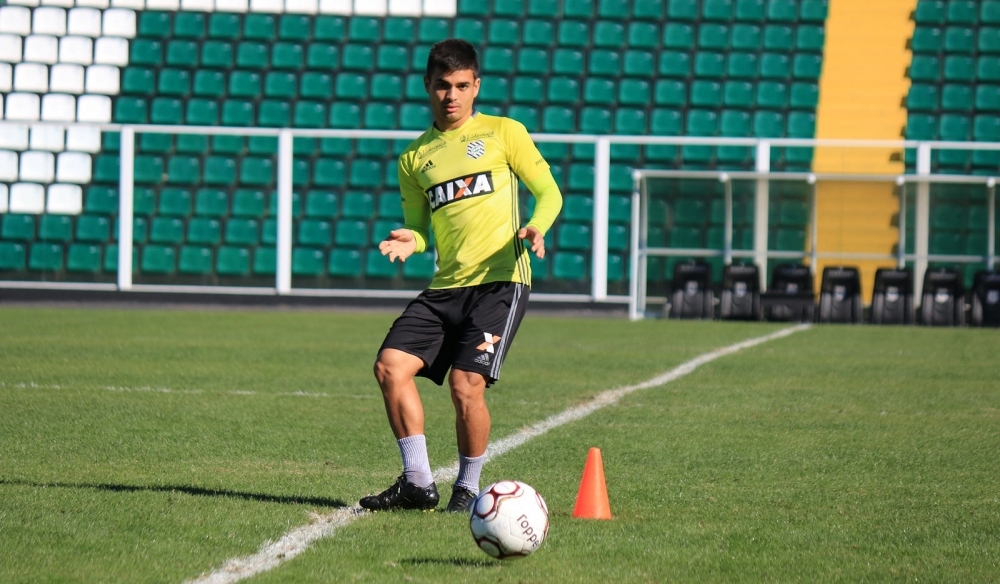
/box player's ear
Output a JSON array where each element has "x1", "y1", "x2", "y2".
[
  {"x1": 423, "y1": 75, "x2": 430, "y2": 93},
  {"x1": 472, "y1": 76, "x2": 481, "y2": 98}
]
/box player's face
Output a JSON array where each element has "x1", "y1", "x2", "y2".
[{"x1": 425, "y1": 68, "x2": 481, "y2": 132}]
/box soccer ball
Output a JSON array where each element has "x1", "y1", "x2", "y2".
[{"x1": 469, "y1": 480, "x2": 549, "y2": 559}]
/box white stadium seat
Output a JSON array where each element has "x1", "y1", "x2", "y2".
[
  {"x1": 49, "y1": 63, "x2": 85, "y2": 93},
  {"x1": 111, "y1": 0, "x2": 146, "y2": 10},
  {"x1": 0, "y1": 184, "x2": 8, "y2": 213},
  {"x1": 5, "y1": 92, "x2": 41, "y2": 121},
  {"x1": 93, "y1": 37, "x2": 128, "y2": 66},
  {"x1": 19, "y1": 150, "x2": 56, "y2": 183},
  {"x1": 251, "y1": 0, "x2": 284, "y2": 12},
  {"x1": 32, "y1": 7, "x2": 67, "y2": 37},
  {"x1": 0, "y1": 125, "x2": 29, "y2": 150},
  {"x1": 319, "y1": 0, "x2": 351, "y2": 14},
  {"x1": 9, "y1": 183, "x2": 47, "y2": 214},
  {"x1": 56, "y1": 151, "x2": 92, "y2": 184},
  {"x1": 146, "y1": 0, "x2": 181, "y2": 10},
  {"x1": 102, "y1": 9, "x2": 136, "y2": 38},
  {"x1": 13, "y1": 63, "x2": 48, "y2": 92},
  {"x1": 422, "y1": 0, "x2": 456, "y2": 16},
  {"x1": 215, "y1": 0, "x2": 249, "y2": 12},
  {"x1": 0, "y1": 6, "x2": 33, "y2": 36},
  {"x1": 42, "y1": 0, "x2": 76, "y2": 8},
  {"x1": 285, "y1": 0, "x2": 318, "y2": 14},
  {"x1": 181, "y1": 0, "x2": 215, "y2": 11},
  {"x1": 67, "y1": 7, "x2": 102, "y2": 37},
  {"x1": 23, "y1": 34, "x2": 59, "y2": 64},
  {"x1": 353, "y1": 0, "x2": 387, "y2": 15},
  {"x1": 77, "y1": 94, "x2": 111, "y2": 122},
  {"x1": 41, "y1": 93, "x2": 76, "y2": 121},
  {"x1": 59, "y1": 35, "x2": 94, "y2": 65},
  {"x1": 0, "y1": 63, "x2": 12, "y2": 92},
  {"x1": 388, "y1": 0, "x2": 421, "y2": 16},
  {"x1": 76, "y1": 0, "x2": 111, "y2": 8},
  {"x1": 0, "y1": 33, "x2": 23, "y2": 62},
  {"x1": 29, "y1": 124, "x2": 65, "y2": 151},
  {"x1": 65, "y1": 126, "x2": 101, "y2": 152},
  {"x1": 0, "y1": 150, "x2": 18, "y2": 182},
  {"x1": 85, "y1": 64, "x2": 119, "y2": 94},
  {"x1": 47, "y1": 183, "x2": 84, "y2": 214}
]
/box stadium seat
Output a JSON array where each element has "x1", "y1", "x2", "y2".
[
  {"x1": 817, "y1": 266, "x2": 862, "y2": 324},
  {"x1": 720, "y1": 263, "x2": 761, "y2": 320},
  {"x1": 328, "y1": 248, "x2": 363, "y2": 278},
  {"x1": 668, "y1": 260, "x2": 715, "y2": 320},
  {"x1": 921, "y1": 268, "x2": 965, "y2": 326},
  {"x1": 870, "y1": 268, "x2": 915, "y2": 325},
  {"x1": 365, "y1": 249, "x2": 398, "y2": 278},
  {"x1": 761, "y1": 263, "x2": 815, "y2": 322}
]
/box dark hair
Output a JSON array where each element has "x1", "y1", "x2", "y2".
[{"x1": 425, "y1": 38, "x2": 480, "y2": 79}]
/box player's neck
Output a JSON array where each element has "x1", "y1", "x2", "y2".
[{"x1": 433, "y1": 111, "x2": 478, "y2": 133}]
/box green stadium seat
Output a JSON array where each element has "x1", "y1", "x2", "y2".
[
  {"x1": 167, "y1": 157, "x2": 200, "y2": 186},
  {"x1": 632, "y1": 0, "x2": 664, "y2": 19},
  {"x1": 134, "y1": 189, "x2": 156, "y2": 217},
  {"x1": 756, "y1": 81, "x2": 788, "y2": 109},
  {"x1": 177, "y1": 135, "x2": 208, "y2": 155},
  {"x1": 980, "y1": 28, "x2": 1000, "y2": 53},
  {"x1": 271, "y1": 43, "x2": 303, "y2": 70},
  {"x1": 941, "y1": 84, "x2": 973, "y2": 111},
  {"x1": 222, "y1": 100, "x2": 255, "y2": 127},
  {"x1": 398, "y1": 103, "x2": 429, "y2": 130},
  {"x1": 489, "y1": 19, "x2": 520, "y2": 46},
  {"x1": 687, "y1": 109, "x2": 719, "y2": 136},
  {"x1": 454, "y1": 19, "x2": 485, "y2": 44},
  {"x1": 764, "y1": 25, "x2": 794, "y2": 51},
  {"x1": 364, "y1": 103, "x2": 397, "y2": 130},
  {"x1": 300, "y1": 72, "x2": 333, "y2": 100},
  {"x1": 772, "y1": 229, "x2": 806, "y2": 251},
  {"x1": 659, "y1": 51, "x2": 692, "y2": 77},
  {"x1": 150, "y1": 98, "x2": 183, "y2": 125},
  {"x1": 979, "y1": 57, "x2": 1000, "y2": 82},
  {"x1": 946, "y1": 27, "x2": 975, "y2": 54},
  {"x1": 207, "y1": 13, "x2": 240, "y2": 39},
  {"x1": 616, "y1": 108, "x2": 647, "y2": 134},
  {"x1": 594, "y1": 21, "x2": 625, "y2": 48},
  {"x1": 239, "y1": 156, "x2": 274, "y2": 186},
  {"x1": 699, "y1": 24, "x2": 729, "y2": 50},
  {"x1": 131, "y1": 39, "x2": 163, "y2": 67},
  {"x1": 93, "y1": 154, "x2": 120, "y2": 183},
  {"x1": 377, "y1": 45, "x2": 409, "y2": 73},
  {"x1": 187, "y1": 218, "x2": 221, "y2": 245},
  {"x1": 335, "y1": 220, "x2": 369, "y2": 247},
  {"x1": 236, "y1": 42, "x2": 268, "y2": 69},
  {"x1": 371, "y1": 220, "x2": 404, "y2": 246},
  {"x1": 553, "y1": 252, "x2": 587, "y2": 280},
  {"x1": 523, "y1": 19, "x2": 554, "y2": 46},
  {"x1": 76, "y1": 215, "x2": 111, "y2": 243},
  {"x1": 291, "y1": 247, "x2": 325, "y2": 277},
  {"x1": 790, "y1": 82, "x2": 819, "y2": 109},
  {"x1": 327, "y1": 248, "x2": 362, "y2": 278},
  {"x1": 518, "y1": 48, "x2": 551, "y2": 75},
  {"x1": 312, "y1": 14, "x2": 344, "y2": 41},
  {"x1": 37, "y1": 215, "x2": 71, "y2": 243},
  {"x1": 691, "y1": 80, "x2": 722, "y2": 107},
  {"x1": 944, "y1": 56, "x2": 975, "y2": 82},
  {"x1": 28, "y1": 243, "x2": 63, "y2": 272},
  {"x1": 244, "y1": 14, "x2": 276, "y2": 40},
  {"x1": 584, "y1": 78, "x2": 615, "y2": 105},
  {"x1": 721, "y1": 110, "x2": 751, "y2": 137},
  {"x1": 260, "y1": 219, "x2": 277, "y2": 245},
  {"x1": 581, "y1": 107, "x2": 613, "y2": 133},
  {"x1": 329, "y1": 103, "x2": 361, "y2": 129},
  {"x1": 731, "y1": 24, "x2": 761, "y2": 50},
  {"x1": 250, "y1": 246, "x2": 274, "y2": 276},
  {"x1": 336, "y1": 73, "x2": 367, "y2": 100},
  {"x1": 800, "y1": 0, "x2": 827, "y2": 21},
  {"x1": 194, "y1": 189, "x2": 228, "y2": 218},
  {"x1": 122, "y1": 68, "x2": 155, "y2": 96},
  {"x1": 910, "y1": 55, "x2": 941, "y2": 82},
  {"x1": 186, "y1": 99, "x2": 218, "y2": 125},
  {"x1": 560, "y1": 0, "x2": 592, "y2": 17},
  {"x1": 139, "y1": 133, "x2": 172, "y2": 154},
  {"x1": 307, "y1": 44, "x2": 338, "y2": 71},
  {"x1": 376, "y1": 194, "x2": 404, "y2": 220},
  {"x1": 402, "y1": 252, "x2": 436, "y2": 280},
  {"x1": 293, "y1": 101, "x2": 326, "y2": 129},
  {"x1": 907, "y1": 113, "x2": 937, "y2": 139},
  {"x1": 723, "y1": 81, "x2": 756, "y2": 109},
  {"x1": 939, "y1": 114, "x2": 971, "y2": 140},
  {"x1": 298, "y1": 219, "x2": 333, "y2": 247},
  {"x1": 663, "y1": 23, "x2": 694, "y2": 49},
  {"x1": 201, "y1": 41, "x2": 233, "y2": 69},
  {"x1": 673, "y1": 198, "x2": 706, "y2": 226},
  {"x1": 514, "y1": 77, "x2": 545, "y2": 104},
  {"x1": 701, "y1": 0, "x2": 733, "y2": 20},
  {"x1": 303, "y1": 191, "x2": 337, "y2": 219},
  {"x1": 86, "y1": 187, "x2": 118, "y2": 215},
  {"x1": 911, "y1": 27, "x2": 942, "y2": 53},
  {"x1": 264, "y1": 72, "x2": 297, "y2": 99},
  {"x1": 277, "y1": 14, "x2": 311, "y2": 41},
  {"x1": 135, "y1": 155, "x2": 165, "y2": 185},
  {"x1": 156, "y1": 69, "x2": 189, "y2": 97},
  {"x1": 619, "y1": 79, "x2": 652, "y2": 106},
  {"x1": 212, "y1": 136, "x2": 244, "y2": 155},
  {"x1": 204, "y1": 156, "x2": 237, "y2": 186},
  {"x1": 139, "y1": 11, "x2": 171, "y2": 38},
  {"x1": 258, "y1": 100, "x2": 291, "y2": 128},
  {"x1": 667, "y1": 0, "x2": 698, "y2": 19},
  {"x1": 907, "y1": 84, "x2": 938, "y2": 111},
  {"x1": 761, "y1": 53, "x2": 791, "y2": 79},
  {"x1": 553, "y1": 49, "x2": 585, "y2": 75},
  {"x1": 459, "y1": 0, "x2": 490, "y2": 15},
  {"x1": 232, "y1": 190, "x2": 265, "y2": 219},
  {"x1": 651, "y1": 108, "x2": 683, "y2": 134},
  {"x1": 562, "y1": 195, "x2": 594, "y2": 223},
  {"x1": 266, "y1": 191, "x2": 303, "y2": 218},
  {"x1": 735, "y1": 0, "x2": 765, "y2": 21},
  {"x1": 558, "y1": 223, "x2": 593, "y2": 251},
  {"x1": 754, "y1": 111, "x2": 785, "y2": 137},
  {"x1": 66, "y1": 244, "x2": 101, "y2": 273},
  {"x1": 627, "y1": 22, "x2": 659, "y2": 49},
  {"x1": 506, "y1": 105, "x2": 538, "y2": 131},
  {"x1": 418, "y1": 18, "x2": 450, "y2": 43},
  {"x1": 484, "y1": 47, "x2": 515, "y2": 74},
  {"x1": 695, "y1": 52, "x2": 726, "y2": 77},
  {"x1": 349, "y1": 16, "x2": 381, "y2": 43},
  {"x1": 623, "y1": 50, "x2": 655, "y2": 77},
  {"x1": 190, "y1": 71, "x2": 224, "y2": 98},
  {"x1": 767, "y1": 0, "x2": 797, "y2": 21},
  {"x1": 340, "y1": 191, "x2": 374, "y2": 219},
  {"x1": 364, "y1": 250, "x2": 398, "y2": 279},
  {"x1": 984, "y1": 1, "x2": 1000, "y2": 23},
  {"x1": 947, "y1": 0, "x2": 977, "y2": 24},
  {"x1": 974, "y1": 115, "x2": 1000, "y2": 140},
  {"x1": 544, "y1": 77, "x2": 582, "y2": 105},
  {"x1": 215, "y1": 246, "x2": 250, "y2": 276},
  {"x1": 166, "y1": 40, "x2": 198, "y2": 68},
  {"x1": 150, "y1": 217, "x2": 184, "y2": 244},
  {"x1": 654, "y1": 79, "x2": 685, "y2": 106}
]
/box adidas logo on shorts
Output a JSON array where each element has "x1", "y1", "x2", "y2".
[{"x1": 474, "y1": 353, "x2": 491, "y2": 366}]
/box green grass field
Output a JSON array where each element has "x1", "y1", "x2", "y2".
[{"x1": 1, "y1": 306, "x2": 998, "y2": 583}]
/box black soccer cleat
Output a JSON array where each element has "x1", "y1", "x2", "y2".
[
  {"x1": 359, "y1": 475, "x2": 440, "y2": 511},
  {"x1": 445, "y1": 485, "x2": 478, "y2": 513}
]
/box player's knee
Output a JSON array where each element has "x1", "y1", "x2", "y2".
[
  {"x1": 449, "y1": 370, "x2": 486, "y2": 405},
  {"x1": 373, "y1": 349, "x2": 418, "y2": 388}
]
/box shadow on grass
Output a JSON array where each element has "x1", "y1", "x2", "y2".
[
  {"x1": 400, "y1": 557, "x2": 499, "y2": 568},
  {"x1": 0, "y1": 478, "x2": 347, "y2": 508}
]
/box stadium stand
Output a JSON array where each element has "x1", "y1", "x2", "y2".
[{"x1": 0, "y1": 0, "x2": 829, "y2": 292}]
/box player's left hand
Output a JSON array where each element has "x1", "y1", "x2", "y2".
[{"x1": 518, "y1": 226, "x2": 546, "y2": 259}]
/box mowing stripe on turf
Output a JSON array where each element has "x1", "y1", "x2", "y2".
[{"x1": 185, "y1": 324, "x2": 810, "y2": 584}]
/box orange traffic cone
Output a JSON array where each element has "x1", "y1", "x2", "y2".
[{"x1": 572, "y1": 447, "x2": 612, "y2": 519}]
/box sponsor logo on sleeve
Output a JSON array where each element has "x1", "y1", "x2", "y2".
[{"x1": 425, "y1": 171, "x2": 495, "y2": 211}]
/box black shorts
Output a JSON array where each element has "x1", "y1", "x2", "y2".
[{"x1": 379, "y1": 281, "x2": 529, "y2": 387}]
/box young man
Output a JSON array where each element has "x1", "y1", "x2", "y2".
[{"x1": 359, "y1": 39, "x2": 563, "y2": 513}]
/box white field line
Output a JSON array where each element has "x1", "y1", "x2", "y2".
[
  {"x1": 184, "y1": 324, "x2": 810, "y2": 584},
  {"x1": 0, "y1": 382, "x2": 370, "y2": 399}
]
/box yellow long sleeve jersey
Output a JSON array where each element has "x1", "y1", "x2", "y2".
[{"x1": 397, "y1": 113, "x2": 563, "y2": 289}]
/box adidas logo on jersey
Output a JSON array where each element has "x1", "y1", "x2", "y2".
[
  {"x1": 425, "y1": 171, "x2": 495, "y2": 211},
  {"x1": 420, "y1": 160, "x2": 435, "y2": 173}
]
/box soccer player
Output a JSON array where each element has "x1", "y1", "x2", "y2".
[{"x1": 359, "y1": 39, "x2": 563, "y2": 513}]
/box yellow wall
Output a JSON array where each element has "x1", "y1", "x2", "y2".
[{"x1": 811, "y1": 0, "x2": 917, "y2": 301}]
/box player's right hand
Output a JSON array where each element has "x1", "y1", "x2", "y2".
[{"x1": 379, "y1": 229, "x2": 417, "y2": 263}]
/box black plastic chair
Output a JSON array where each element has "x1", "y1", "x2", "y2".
[
  {"x1": 818, "y1": 266, "x2": 862, "y2": 324},
  {"x1": 920, "y1": 268, "x2": 964, "y2": 326},
  {"x1": 667, "y1": 260, "x2": 715, "y2": 320},
  {"x1": 760, "y1": 263, "x2": 815, "y2": 322},
  {"x1": 720, "y1": 263, "x2": 760, "y2": 320},
  {"x1": 970, "y1": 270, "x2": 1000, "y2": 327},
  {"x1": 871, "y1": 268, "x2": 915, "y2": 325}
]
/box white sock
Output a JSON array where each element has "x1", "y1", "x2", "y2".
[
  {"x1": 398, "y1": 435, "x2": 434, "y2": 488},
  {"x1": 454, "y1": 452, "x2": 486, "y2": 495}
]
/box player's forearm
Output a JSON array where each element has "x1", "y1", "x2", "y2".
[
  {"x1": 523, "y1": 172, "x2": 563, "y2": 236},
  {"x1": 401, "y1": 205, "x2": 431, "y2": 254}
]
